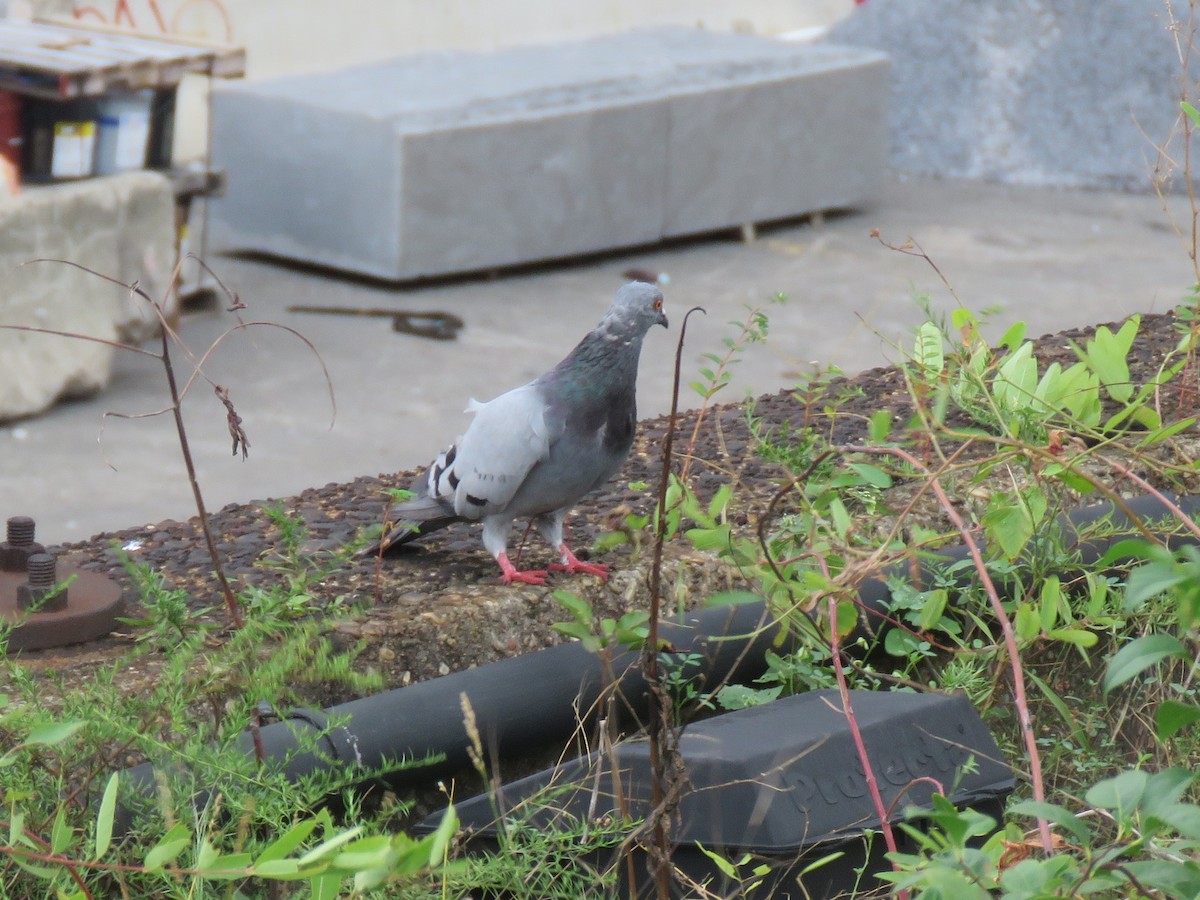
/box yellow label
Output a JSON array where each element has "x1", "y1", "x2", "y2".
[{"x1": 54, "y1": 121, "x2": 96, "y2": 138}]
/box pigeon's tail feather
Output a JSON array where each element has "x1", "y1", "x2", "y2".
[
  {"x1": 356, "y1": 483, "x2": 461, "y2": 558},
  {"x1": 352, "y1": 448, "x2": 460, "y2": 561}
]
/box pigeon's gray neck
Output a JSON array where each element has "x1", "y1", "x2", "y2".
[
  {"x1": 551, "y1": 316, "x2": 646, "y2": 389},
  {"x1": 597, "y1": 312, "x2": 645, "y2": 346}
]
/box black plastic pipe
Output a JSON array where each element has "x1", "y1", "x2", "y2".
[
  {"x1": 115, "y1": 493, "x2": 1200, "y2": 832},
  {"x1": 115, "y1": 598, "x2": 793, "y2": 832}
]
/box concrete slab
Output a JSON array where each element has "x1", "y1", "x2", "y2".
[
  {"x1": 209, "y1": 28, "x2": 887, "y2": 279},
  {"x1": 0, "y1": 175, "x2": 1193, "y2": 543}
]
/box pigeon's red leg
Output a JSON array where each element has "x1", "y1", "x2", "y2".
[
  {"x1": 496, "y1": 552, "x2": 548, "y2": 586},
  {"x1": 549, "y1": 544, "x2": 611, "y2": 580}
]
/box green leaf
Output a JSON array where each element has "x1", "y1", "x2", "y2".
[
  {"x1": 1080, "y1": 317, "x2": 1138, "y2": 403},
  {"x1": 196, "y1": 836, "x2": 218, "y2": 870},
  {"x1": 308, "y1": 873, "x2": 343, "y2": 900},
  {"x1": 1123, "y1": 560, "x2": 1186, "y2": 612},
  {"x1": 254, "y1": 858, "x2": 303, "y2": 879},
  {"x1": 884, "y1": 627, "x2": 924, "y2": 657},
  {"x1": 551, "y1": 590, "x2": 590, "y2": 623},
  {"x1": 1026, "y1": 670, "x2": 1092, "y2": 753},
  {"x1": 982, "y1": 500, "x2": 1034, "y2": 560},
  {"x1": 1183, "y1": 99, "x2": 1200, "y2": 128},
  {"x1": 144, "y1": 822, "x2": 191, "y2": 871},
  {"x1": 1042, "y1": 462, "x2": 1095, "y2": 494},
  {"x1": 1008, "y1": 800, "x2": 1092, "y2": 845},
  {"x1": 717, "y1": 683, "x2": 781, "y2": 710},
  {"x1": 1154, "y1": 803, "x2": 1200, "y2": 841},
  {"x1": 696, "y1": 843, "x2": 738, "y2": 879},
  {"x1": 1054, "y1": 363, "x2": 1101, "y2": 424},
  {"x1": 426, "y1": 804, "x2": 458, "y2": 868},
  {"x1": 996, "y1": 320, "x2": 1027, "y2": 352},
  {"x1": 868, "y1": 409, "x2": 893, "y2": 443},
  {"x1": 916, "y1": 588, "x2": 949, "y2": 631},
  {"x1": 1123, "y1": 859, "x2": 1200, "y2": 898},
  {"x1": 1097, "y1": 538, "x2": 1158, "y2": 570},
  {"x1": 94, "y1": 772, "x2": 118, "y2": 860},
  {"x1": 1138, "y1": 768, "x2": 1194, "y2": 821},
  {"x1": 9, "y1": 855, "x2": 60, "y2": 880},
  {"x1": 1157, "y1": 700, "x2": 1200, "y2": 741},
  {"x1": 1104, "y1": 634, "x2": 1187, "y2": 694},
  {"x1": 993, "y1": 342, "x2": 1038, "y2": 412},
  {"x1": 256, "y1": 816, "x2": 320, "y2": 865},
  {"x1": 708, "y1": 482, "x2": 733, "y2": 520},
  {"x1": 848, "y1": 462, "x2": 892, "y2": 488},
  {"x1": 950, "y1": 305, "x2": 979, "y2": 334},
  {"x1": 593, "y1": 531, "x2": 629, "y2": 554},
  {"x1": 828, "y1": 498, "x2": 851, "y2": 539},
  {"x1": 686, "y1": 523, "x2": 732, "y2": 552},
  {"x1": 1137, "y1": 417, "x2": 1197, "y2": 447},
  {"x1": 1014, "y1": 603, "x2": 1040, "y2": 642},
  {"x1": 550, "y1": 622, "x2": 594, "y2": 645},
  {"x1": 614, "y1": 611, "x2": 650, "y2": 646},
  {"x1": 24, "y1": 720, "x2": 85, "y2": 748},
  {"x1": 204, "y1": 852, "x2": 254, "y2": 879},
  {"x1": 1039, "y1": 576, "x2": 1062, "y2": 632},
  {"x1": 833, "y1": 598, "x2": 858, "y2": 637},
  {"x1": 981, "y1": 486, "x2": 1047, "y2": 561},
  {"x1": 50, "y1": 807, "x2": 73, "y2": 855},
  {"x1": 705, "y1": 590, "x2": 762, "y2": 607},
  {"x1": 1086, "y1": 769, "x2": 1149, "y2": 814},
  {"x1": 298, "y1": 826, "x2": 364, "y2": 866},
  {"x1": 1045, "y1": 628, "x2": 1098, "y2": 648},
  {"x1": 1105, "y1": 401, "x2": 1161, "y2": 432},
  {"x1": 797, "y1": 850, "x2": 846, "y2": 878},
  {"x1": 913, "y1": 321, "x2": 945, "y2": 376},
  {"x1": 335, "y1": 835, "x2": 394, "y2": 872}
]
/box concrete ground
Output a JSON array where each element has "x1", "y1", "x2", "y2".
[{"x1": 1, "y1": 174, "x2": 1195, "y2": 543}]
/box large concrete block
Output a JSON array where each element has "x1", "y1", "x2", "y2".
[
  {"x1": 210, "y1": 28, "x2": 888, "y2": 281},
  {"x1": 663, "y1": 50, "x2": 887, "y2": 235},
  {"x1": 0, "y1": 172, "x2": 176, "y2": 421}
]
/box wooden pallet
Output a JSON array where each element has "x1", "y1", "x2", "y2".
[{"x1": 0, "y1": 18, "x2": 244, "y2": 99}]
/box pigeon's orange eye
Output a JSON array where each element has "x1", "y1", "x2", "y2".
[{"x1": 653, "y1": 298, "x2": 663, "y2": 310}]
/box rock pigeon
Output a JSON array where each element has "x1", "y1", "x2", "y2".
[{"x1": 364, "y1": 282, "x2": 668, "y2": 584}]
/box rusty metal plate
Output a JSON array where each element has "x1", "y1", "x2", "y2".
[{"x1": 0, "y1": 563, "x2": 124, "y2": 652}]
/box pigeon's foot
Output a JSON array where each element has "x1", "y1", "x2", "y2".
[
  {"x1": 549, "y1": 546, "x2": 611, "y2": 581},
  {"x1": 497, "y1": 553, "x2": 548, "y2": 586}
]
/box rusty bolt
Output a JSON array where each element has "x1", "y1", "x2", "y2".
[
  {"x1": 17, "y1": 552, "x2": 68, "y2": 612},
  {"x1": 0, "y1": 516, "x2": 46, "y2": 572}
]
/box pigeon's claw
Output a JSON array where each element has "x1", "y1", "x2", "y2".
[
  {"x1": 497, "y1": 553, "x2": 549, "y2": 586},
  {"x1": 549, "y1": 545, "x2": 611, "y2": 581}
]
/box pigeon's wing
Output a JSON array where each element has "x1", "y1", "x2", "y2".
[{"x1": 440, "y1": 384, "x2": 558, "y2": 520}]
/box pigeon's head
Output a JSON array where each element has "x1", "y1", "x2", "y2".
[{"x1": 606, "y1": 281, "x2": 669, "y2": 335}]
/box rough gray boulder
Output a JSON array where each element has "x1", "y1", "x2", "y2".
[
  {"x1": 0, "y1": 171, "x2": 176, "y2": 421},
  {"x1": 828, "y1": 0, "x2": 1193, "y2": 190}
]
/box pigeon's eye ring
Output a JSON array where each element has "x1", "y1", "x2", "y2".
[{"x1": 653, "y1": 298, "x2": 663, "y2": 310}]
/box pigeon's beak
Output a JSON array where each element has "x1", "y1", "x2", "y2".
[{"x1": 657, "y1": 308, "x2": 669, "y2": 329}]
